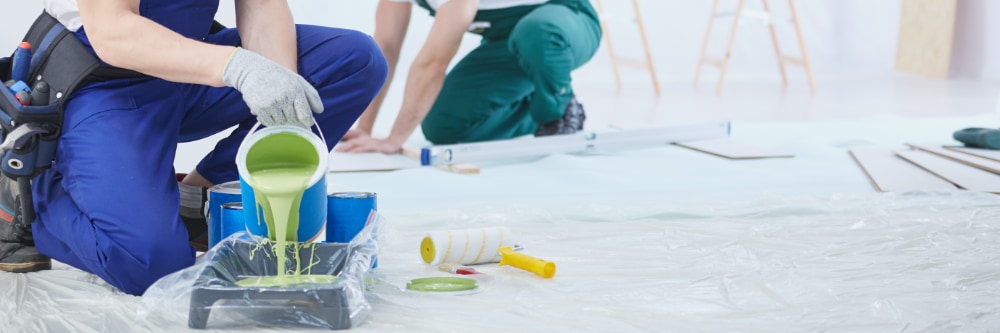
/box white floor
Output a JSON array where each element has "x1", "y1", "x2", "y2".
[{"x1": 5, "y1": 73, "x2": 1000, "y2": 332}]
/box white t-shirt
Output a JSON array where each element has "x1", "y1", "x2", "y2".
[
  {"x1": 42, "y1": 0, "x2": 83, "y2": 32},
  {"x1": 389, "y1": 0, "x2": 548, "y2": 11}
]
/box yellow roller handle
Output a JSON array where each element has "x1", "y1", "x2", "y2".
[{"x1": 498, "y1": 246, "x2": 556, "y2": 278}]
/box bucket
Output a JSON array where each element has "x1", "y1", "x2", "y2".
[
  {"x1": 205, "y1": 181, "x2": 242, "y2": 248},
  {"x1": 236, "y1": 124, "x2": 328, "y2": 242},
  {"x1": 219, "y1": 202, "x2": 247, "y2": 242},
  {"x1": 326, "y1": 192, "x2": 377, "y2": 243}
]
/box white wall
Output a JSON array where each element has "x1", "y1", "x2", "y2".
[
  {"x1": 2, "y1": 0, "x2": 997, "y2": 83},
  {"x1": 1, "y1": 1, "x2": 996, "y2": 172},
  {"x1": 951, "y1": 0, "x2": 1000, "y2": 79}
]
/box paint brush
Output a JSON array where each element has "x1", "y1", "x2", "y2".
[{"x1": 438, "y1": 263, "x2": 483, "y2": 275}]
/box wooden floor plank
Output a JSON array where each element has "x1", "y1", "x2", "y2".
[
  {"x1": 849, "y1": 148, "x2": 956, "y2": 192},
  {"x1": 943, "y1": 145, "x2": 1000, "y2": 162},
  {"x1": 908, "y1": 143, "x2": 1000, "y2": 174},
  {"x1": 895, "y1": 150, "x2": 1000, "y2": 193},
  {"x1": 675, "y1": 139, "x2": 794, "y2": 159}
]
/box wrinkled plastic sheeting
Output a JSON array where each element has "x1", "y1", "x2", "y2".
[
  {"x1": 137, "y1": 212, "x2": 384, "y2": 330},
  {"x1": 3, "y1": 191, "x2": 1000, "y2": 332},
  {"x1": 363, "y1": 191, "x2": 1000, "y2": 332}
]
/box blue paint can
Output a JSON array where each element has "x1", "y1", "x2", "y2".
[
  {"x1": 206, "y1": 181, "x2": 242, "y2": 248},
  {"x1": 326, "y1": 192, "x2": 377, "y2": 243},
  {"x1": 219, "y1": 202, "x2": 246, "y2": 243},
  {"x1": 236, "y1": 125, "x2": 328, "y2": 242}
]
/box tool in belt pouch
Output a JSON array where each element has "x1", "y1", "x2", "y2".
[{"x1": 0, "y1": 13, "x2": 145, "y2": 220}]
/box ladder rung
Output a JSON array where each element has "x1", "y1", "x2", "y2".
[
  {"x1": 701, "y1": 57, "x2": 725, "y2": 68},
  {"x1": 614, "y1": 58, "x2": 649, "y2": 69},
  {"x1": 714, "y1": 10, "x2": 772, "y2": 22},
  {"x1": 600, "y1": 14, "x2": 636, "y2": 25},
  {"x1": 780, "y1": 55, "x2": 805, "y2": 67},
  {"x1": 713, "y1": 10, "x2": 737, "y2": 18},
  {"x1": 741, "y1": 10, "x2": 772, "y2": 21}
]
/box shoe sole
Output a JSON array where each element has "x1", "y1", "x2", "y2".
[
  {"x1": 0, "y1": 260, "x2": 52, "y2": 273},
  {"x1": 190, "y1": 241, "x2": 208, "y2": 253}
]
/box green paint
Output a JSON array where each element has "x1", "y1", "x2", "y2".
[
  {"x1": 244, "y1": 132, "x2": 320, "y2": 280},
  {"x1": 235, "y1": 274, "x2": 338, "y2": 288},
  {"x1": 405, "y1": 277, "x2": 479, "y2": 292},
  {"x1": 244, "y1": 240, "x2": 327, "y2": 283}
]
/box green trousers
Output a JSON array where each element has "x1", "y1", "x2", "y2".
[{"x1": 421, "y1": 3, "x2": 602, "y2": 144}]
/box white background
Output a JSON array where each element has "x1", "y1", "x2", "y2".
[
  {"x1": 2, "y1": 0, "x2": 999, "y2": 82},
  {"x1": 1, "y1": 0, "x2": 999, "y2": 172}
]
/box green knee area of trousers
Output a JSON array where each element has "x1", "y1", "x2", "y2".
[{"x1": 421, "y1": 2, "x2": 601, "y2": 145}]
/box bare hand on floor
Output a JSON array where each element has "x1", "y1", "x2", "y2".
[{"x1": 336, "y1": 129, "x2": 402, "y2": 154}]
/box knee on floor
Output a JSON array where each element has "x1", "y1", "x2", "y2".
[{"x1": 102, "y1": 232, "x2": 194, "y2": 295}]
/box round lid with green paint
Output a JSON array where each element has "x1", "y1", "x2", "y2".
[{"x1": 406, "y1": 277, "x2": 479, "y2": 293}]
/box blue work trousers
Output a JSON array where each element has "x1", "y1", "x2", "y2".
[{"x1": 30, "y1": 25, "x2": 387, "y2": 295}]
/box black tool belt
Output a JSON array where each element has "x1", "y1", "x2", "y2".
[
  {"x1": 0, "y1": 12, "x2": 147, "y2": 223},
  {"x1": 1, "y1": 13, "x2": 90, "y2": 179},
  {"x1": 0, "y1": 12, "x2": 149, "y2": 178}
]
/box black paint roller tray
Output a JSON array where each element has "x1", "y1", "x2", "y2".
[{"x1": 187, "y1": 237, "x2": 363, "y2": 330}]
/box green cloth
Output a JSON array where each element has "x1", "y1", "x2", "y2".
[{"x1": 416, "y1": 0, "x2": 601, "y2": 144}]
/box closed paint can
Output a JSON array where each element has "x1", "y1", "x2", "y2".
[
  {"x1": 326, "y1": 192, "x2": 377, "y2": 243},
  {"x1": 219, "y1": 202, "x2": 246, "y2": 243},
  {"x1": 206, "y1": 181, "x2": 242, "y2": 248},
  {"x1": 236, "y1": 125, "x2": 328, "y2": 242}
]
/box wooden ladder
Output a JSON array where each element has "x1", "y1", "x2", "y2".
[
  {"x1": 594, "y1": 0, "x2": 661, "y2": 96},
  {"x1": 694, "y1": 0, "x2": 816, "y2": 94}
]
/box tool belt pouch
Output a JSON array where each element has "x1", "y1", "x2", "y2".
[{"x1": 0, "y1": 12, "x2": 100, "y2": 179}]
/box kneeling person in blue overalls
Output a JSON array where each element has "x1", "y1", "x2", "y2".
[
  {"x1": 0, "y1": 0, "x2": 388, "y2": 295},
  {"x1": 336, "y1": 0, "x2": 602, "y2": 153}
]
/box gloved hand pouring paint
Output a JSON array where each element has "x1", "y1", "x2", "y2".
[{"x1": 222, "y1": 48, "x2": 323, "y2": 128}]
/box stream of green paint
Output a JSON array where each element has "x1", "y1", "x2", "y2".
[
  {"x1": 251, "y1": 167, "x2": 311, "y2": 276},
  {"x1": 235, "y1": 132, "x2": 334, "y2": 288}
]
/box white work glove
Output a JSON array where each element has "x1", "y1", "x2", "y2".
[{"x1": 222, "y1": 48, "x2": 323, "y2": 128}]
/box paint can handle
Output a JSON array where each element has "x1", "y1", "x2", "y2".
[{"x1": 244, "y1": 119, "x2": 327, "y2": 148}]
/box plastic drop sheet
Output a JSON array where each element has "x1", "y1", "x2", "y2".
[
  {"x1": 361, "y1": 191, "x2": 1000, "y2": 332},
  {"x1": 137, "y1": 213, "x2": 383, "y2": 331},
  {"x1": 2, "y1": 191, "x2": 1000, "y2": 332},
  {"x1": 5, "y1": 113, "x2": 1000, "y2": 332}
]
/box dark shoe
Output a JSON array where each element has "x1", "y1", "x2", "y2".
[
  {"x1": 0, "y1": 176, "x2": 50, "y2": 273},
  {"x1": 535, "y1": 97, "x2": 586, "y2": 137},
  {"x1": 0, "y1": 243, "x2": 51, "y2": 273},
  {"x1": 178, "y1": 175, "x2": 209, "y2": 252}
]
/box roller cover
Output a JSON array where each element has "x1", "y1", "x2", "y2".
[{"x1": 420, "y1": 227, "x2": 514, "y2": 265}]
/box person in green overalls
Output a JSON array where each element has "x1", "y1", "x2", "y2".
[{"x1": 337, "y1": 0, "x2": 601, "y2": 153}]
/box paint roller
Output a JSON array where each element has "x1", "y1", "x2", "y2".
[
  {"x1": 420, "y1": 227, "x2": 556, "y2": 278},
  {"x1": 498, "y1": 246, "x2": 555, "y2": 279}
]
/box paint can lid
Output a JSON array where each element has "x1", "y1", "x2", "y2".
[
  {"x1": 330, "y1": 192, "x2": 376, "y2": 199},
  {"x1": 209, "y1": 180, "x2": 242, "y2": 194},
  {"x1": 405, "y1": 277, "x2": 478, "y2": 294}
]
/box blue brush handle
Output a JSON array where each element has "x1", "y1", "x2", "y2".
[{"x1": 11, "y1": 42, "x2": 31, "y2": 82}]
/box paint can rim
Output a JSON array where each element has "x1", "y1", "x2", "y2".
[
  {"x1": 329, "y1": 192, "x2": 376, "y2": 199},
  {"x1": 235, "y1": 124, "x2": 328, "y2": 187},
  {"x1": 221, "y1": 202, "x2": 243, "y2": 210},
  {"x1": 208, "y1": 180, "x2": 242, "y2": 194}
]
